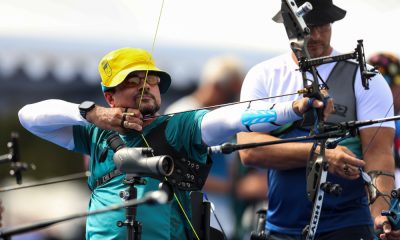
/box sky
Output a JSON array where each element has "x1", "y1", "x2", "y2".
[
  {"x1": 0, "y1": 0, "x2": 399, "y2": 87},
  {"x1": 1, "y1": 0, "x2": 399, "y2": 52}
]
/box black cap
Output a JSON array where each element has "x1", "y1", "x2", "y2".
[{"x1": 273, "y1": 0, "x2": 346, "y2": 25}]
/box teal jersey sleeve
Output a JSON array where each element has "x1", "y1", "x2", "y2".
[
  {"x1": 165, "y1": 110, "x2": 209, "y2": 164},
  {"x1": 72, "y1": 124, "x2": 117, "y2": 189},
  {"x1": 72, "y1": 124, "x2": 92, "y2": 154},
  {"x1": 339, "y1": 136, "x2": 363, "y2": 159}
]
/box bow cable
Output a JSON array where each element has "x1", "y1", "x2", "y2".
[{"x1": 143, "y1": 90, "x2": 306, "y2": 120}]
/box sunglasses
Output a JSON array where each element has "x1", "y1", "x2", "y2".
[{"x1": 125, "y1": 73, "x2": 160, "y2": 87}]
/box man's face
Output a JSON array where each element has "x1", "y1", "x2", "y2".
[
  {"x1": 307, "y1": 23, "x2": 332, "y2": 58},
  {"x1": 107, "y1": 71, "x2": 162, "y2": 116}
]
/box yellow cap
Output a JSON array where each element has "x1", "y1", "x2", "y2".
[{"x1": 98, "y1": 48, "x2": 171, "y2": 93}]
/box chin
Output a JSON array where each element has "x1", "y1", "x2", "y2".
[
  {"x1": 140, "y1": 105, "x2": 160, "y2": 116},
  {"x1": 309, "y1": 51, "x2": 324, "y2": 59}
]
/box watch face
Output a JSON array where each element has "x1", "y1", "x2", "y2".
[
  {"x1": 79, "y1": 101, "x2": 95, "y2": 119},
  {"x1": 80, "y1": 101, "x2": 95, "y2": 110}
]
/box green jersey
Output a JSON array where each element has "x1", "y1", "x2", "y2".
[{"x1": 73, "y1": 110, "x2": 208, "y2": 239}]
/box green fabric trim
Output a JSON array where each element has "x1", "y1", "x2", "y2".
[{"x1": 270, "y1": 123, "x2": 294, "y2": 136}]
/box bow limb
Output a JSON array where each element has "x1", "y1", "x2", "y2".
[{"x1": 279, "y1": 1, "x2": 328, "y2": 239}]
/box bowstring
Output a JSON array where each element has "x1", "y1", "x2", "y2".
[
  {"x1": 361, "y1": 83, "x2": 400, "y2": 207},
  {"x1": 361, "y1": 91, "x2": 399, "y2": 156},
  {"x1": 313, "y1": 63, "x2": 399, "y2": 208},
  {"x1": 138, "y1": 1, "x2": 200, "y2": 239}
]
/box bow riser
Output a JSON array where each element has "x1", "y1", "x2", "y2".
[{"x1": 279, "y1": 1, "x2": 329, "y2": 239}]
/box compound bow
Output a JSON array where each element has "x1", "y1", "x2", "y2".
[{"x1": 278, "y1": 0, "x2": 375, "y2": 238}]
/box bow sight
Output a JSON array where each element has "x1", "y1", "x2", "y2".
[{"x1": 297, "y1": 39, "x2": 377, "y2": 90}]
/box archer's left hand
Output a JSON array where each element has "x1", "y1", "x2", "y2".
[
  {"x1": 293, "y1": 90, "x2": 334, "y2": 121},
  {"x1": 375, "y1": 215, "x2": 400, "y2": 239}
]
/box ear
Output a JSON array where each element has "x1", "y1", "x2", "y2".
[{"x1": 103, "y1": 92, "x2": 116, "y2": 107}]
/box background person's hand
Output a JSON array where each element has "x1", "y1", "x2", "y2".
[{"x1": 375, "y1": 215, "x2": 400, "y2": 239}]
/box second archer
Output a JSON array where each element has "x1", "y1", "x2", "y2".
[{"x1": 238, "y1": 0, "x2": 398, "y2": 239}]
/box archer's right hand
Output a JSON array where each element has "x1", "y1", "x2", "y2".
[
  {"x1": 86, "y1": 106, "x2": 143, "y2": 134},
  {"x1": 325, "y1": 145, "x2": 365, "y2": 180}
]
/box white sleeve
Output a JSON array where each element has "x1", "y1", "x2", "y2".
[
  {"x1": 18, "y1": 99, "x2": 88, "y2": 150},
  {"x1": 201, "y1": 100, "x2": 301, "y2": 146},
  {"x1": 240, "y1": 64, "x2": 269, "y2": 102},
  {"x1": 355, "y1": 70, "x2": 395, "y2": 129}
]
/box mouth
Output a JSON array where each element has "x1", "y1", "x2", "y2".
[
  {"x1": 135, "y1": 93, "x2": 155, "y2": 101},
  {"x1": 134, "y1": 93, "x2": 160, "y2": 116},
  {"x1": 307, "y1": 41, "x2": 321, "y2": 49}
]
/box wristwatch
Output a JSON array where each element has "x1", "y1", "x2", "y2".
[{"x1": 79, "y1": 101, "x2": 96, "y2": 120}]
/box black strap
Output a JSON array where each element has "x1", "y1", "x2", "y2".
[
  {"x1": 94, "y1": 169, "x2": 122, "y2": 189},
  {"x1": 368, "y1": 170, "x2": 395, "y2": 179},
  {"x1": 244, "y1": 101, "x2": 253, "y2": 132},
  {"x1": 269, "y1": 103, "x2": 281, "y2": 127},
  {"x1": 144, "y1": 118, "x2": 212, "y2": 191},
  {"x1": 93, "y1": 118, "x2": 212, "y2": 191}
]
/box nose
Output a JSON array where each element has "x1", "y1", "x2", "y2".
[
  {"x1": 309, "y1": 28, "x2": 321, "y2": 39},
  {"x1": 138, "y1": 79, "x2": 150, "y2": 90}
]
